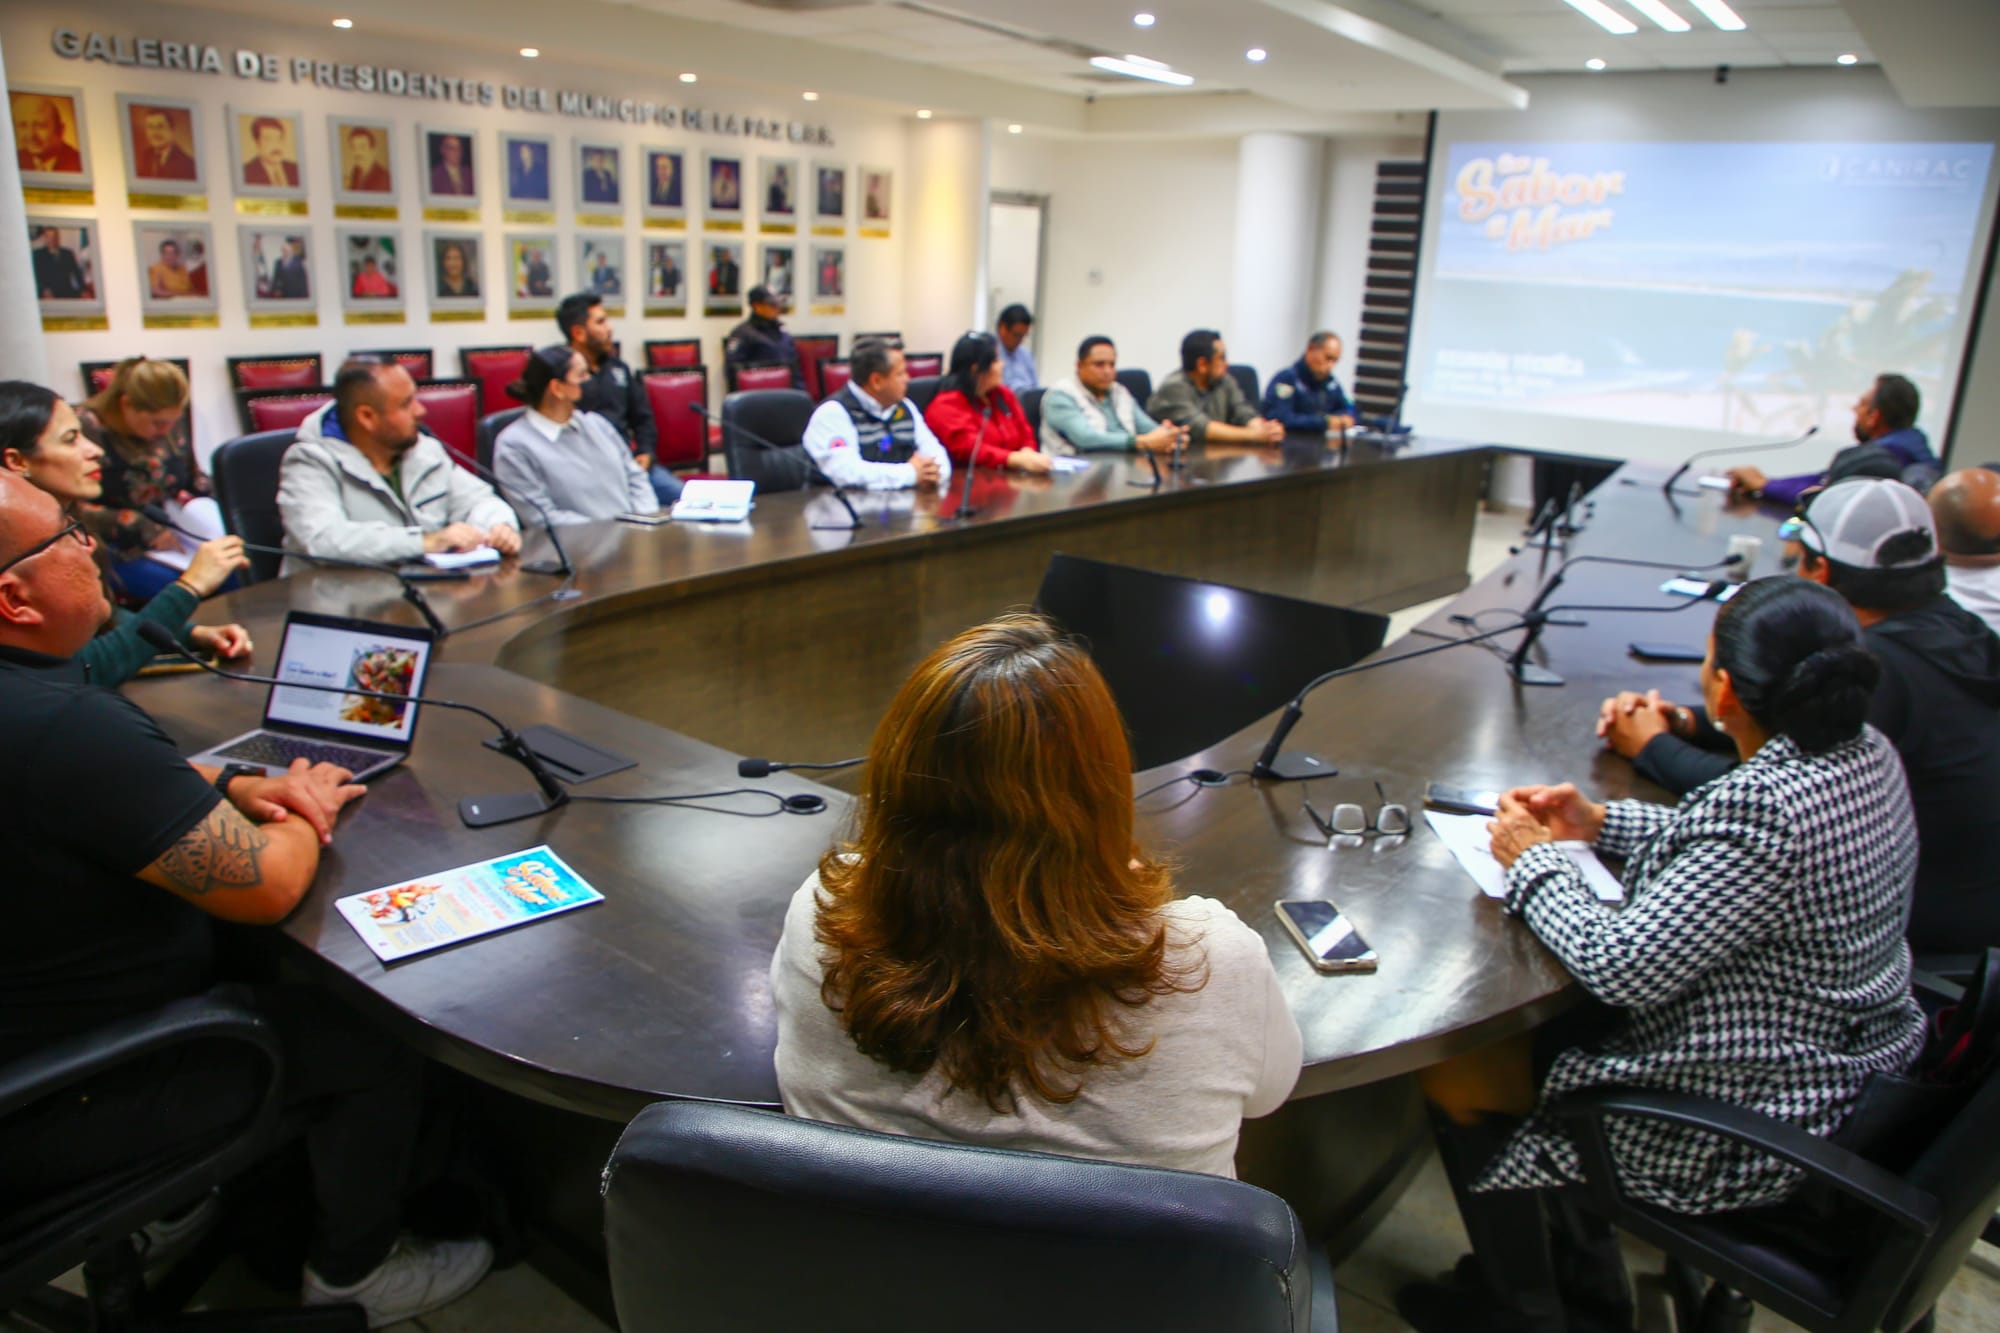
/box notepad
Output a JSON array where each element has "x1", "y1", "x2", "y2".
[
  {"x1": 672, "y1": 479, "x2": 757, "y2": 522},
  {"x1": 1423, "y1": 809, "x2": 1625, "y2": 904},
  {"x1": 1048, "y1": 456, "x2": 1093, "y2": 473},
  {"x1": 422, "y1": 546, "x2": 502, "y2": 569}
]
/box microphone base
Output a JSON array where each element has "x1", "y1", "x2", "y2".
[
  {"x1": 951, "y1": 505, "x2": 977, "y2": 522},
  {"x1": 459, "y1": 789, "x2": 565, "y2": 828},
  {"x1": 1252, "y1": 751, "x2": 1338, "y2": 783},
  {"x1": 1508, "y1": 662, "x2": 1565, "y2": 688},
  {"x1": 810, "y1": 520, "x2": 861, "y2": 530},
  {"x1": 518, "y1": 560, "x2": 570, "y2": 577}
]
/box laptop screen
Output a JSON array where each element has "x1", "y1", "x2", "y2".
[{"x1": 265, "y1": 612, "x2": 436, "y2": 747}]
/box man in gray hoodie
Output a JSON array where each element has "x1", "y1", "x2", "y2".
[{"x1": 277, "y1": 359, "x2": 519, "y2": 573}]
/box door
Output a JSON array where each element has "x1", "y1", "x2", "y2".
[{"x1": 987, "y1": 192, "x2": 1046, "y2": 357}]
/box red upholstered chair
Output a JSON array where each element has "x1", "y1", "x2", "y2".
[
  {"x1": 793, "y1": 334, "x2": 838, "y2": 399},
  {"x1": 818, "y1": 358, "x2": 852, "y2": 400},
  {"x1": 644, "y1": 338, "x2": 702, "y2": 368},
  {"x1": 227, "y1": 355, "x2": 322, "y2": 390},
  {"x1": 903, "y1": 353, "x2": 943, "y2": 378},
  {"x1": 728, "y1": 362, "x2": 795, "y2": 393},
  {"x1": 359, "y1": 348, "x2": 435, "y2": 379},
  {"x1": 414, "y1": 379, "x2": 481, "y2": 469},
  {"x1": 458, "y1": 345, "x2": 532, "y2": 416},
  {"x1": 81, "y1": 357, "x2": 192, "y2": 396},
  {"x1": 641, "y1": 368, "x2": 711, "y2": 471},
  {"x1": 240, "y1": 388, "x2": 334, "y2": 434}
]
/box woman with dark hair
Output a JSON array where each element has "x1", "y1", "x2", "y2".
[
  {"x1": 922, "y1": 332, "x2": 1051, "y2": 474},
  {"x1": 490, "y1": 345, "x2": 657, "y2": 524},
  {"x1": 1398, "y1": 577, "x2": 1927, "y2": 1333},
  {"x1": 0, "y1": 381, "x2": 250, "y2": 684},
  {"x1": 772, "y1": 613, "x2": 1301, "y2": 1177}
]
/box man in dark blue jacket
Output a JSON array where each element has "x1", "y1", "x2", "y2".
[{"x1": 1260, "y1": 331, "x2": 1357, "y2": 439}]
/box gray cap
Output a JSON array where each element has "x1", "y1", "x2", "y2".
[{"x1": 1799, "y1": 478, "x2": 1937, "y2": 570}]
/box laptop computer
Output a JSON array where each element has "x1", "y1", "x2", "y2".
[{"x1": 188, "y1": 611, "x2": 437, "y2": 781}]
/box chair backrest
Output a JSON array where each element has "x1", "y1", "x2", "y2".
[
  {"x1": 240, "y1": 388, "x2": 334, "y2": 436},
  {"x1": 458, "y1": 345, "x2": 532, "y2": 416},
  {"x1": 1116, "y1": 367, "x2": 1154, "y2": 407},
  {"x1": 793, "y1": 334, "x2": 839, "y2": 399},
  {"x1": 729, "y1": 362, "x2": 794, "y2": 394},
  {"x1": 414, "y1": 379, "x2": 481, "y2": 468},
  {"x1": 644, "y1": 338, "x2": 702, "y2": 369},
  {"x1": 227, "y1": 354, "x2": 322, "y2": 392},
  {"x1": 358, "y1": 347, "x2": 434, "y2": 379},
  {"x1": 855, "y1": 331, "x2": 902, "y2": 347},
  {"x1": 1227, "y1": 363, "x2": 1260, "y2": 404},
  {"x1": 818, "y1": 358, "x2": 853, "y2": 400},
  {"x1": 907, "y1": 375, "x2": 943, "y2": 414},
  {"x1": 210, "y1": 429, "x2": 298, "y2": 582},
  {"x1": 641, "y1": 368, "x2": 710, "y2": 470},
  {"x1": 81, "y1": 357, "x2": 192, "y2": 396},
  {"x1": 719, "y1": 389, "x2": 815, "y2": 492},
  {"x1": 476, "y1": 408, "x2": 527, "y2": 474},
  {"x1": 1020, "y1": 387, "x2": 1046, "y2": 434},
  {"x1": 903, "y1": 352, "x2": 943, "y2": 378},
  {"x1": 603, "y1": 1101, "x2": 1318, "y2": 1333}
]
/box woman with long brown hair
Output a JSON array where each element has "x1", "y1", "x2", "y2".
[{"x1": 772, "y1": 613, "x2": 1301, "y2": 1177}]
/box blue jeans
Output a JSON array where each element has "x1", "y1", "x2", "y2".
[{"x1": 648, "y1": 464, "x2": 686, "y2": 505}]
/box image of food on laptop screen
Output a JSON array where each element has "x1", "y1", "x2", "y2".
[{"x1": 267, "y1": 622, "x2": 431, "y2": 743}]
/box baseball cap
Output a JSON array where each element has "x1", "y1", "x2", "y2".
[
  {"x1": 747, "y1": 285, "x2": 779, "y2": 307},
  {"x1": 1798, "y1": 478, "x2": 1938, "y2": 570}
]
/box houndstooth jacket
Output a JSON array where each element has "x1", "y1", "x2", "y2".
[{"x1": 1478, "y1": 726, "x2": 1926, "y2": 1214}]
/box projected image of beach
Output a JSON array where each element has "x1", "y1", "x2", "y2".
[{"x1": 1414, "y1": 141, "x2": 1994, "y2": 439}]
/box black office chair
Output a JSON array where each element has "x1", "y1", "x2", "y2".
[
  {"x1": 1228, "y1": 363, "x2": 1260, "y2": 404},
  {"x1": 719, "y1": 389, "x2": 816, "y2": 493},
  {"x1": 210, "y1": 428, "x2": 297, "y2": 583},
  {"x1": 1115, "y1": 367, "x2": 1153, "y2": 407},
  {"x1": 906, "y1": 374, "x2": 943, "y2": 413},
  {"x1": 1021, "y1": 387, "x2": 1046, "y2": 434},
  {"x1": 0, "y1": 997, "x2": 362, "y2": 1330},
  {"x1": 476, "y1": 407, "x2": 526, "y2": 474},
  {"x1": 1550, "y1": 955, "x2": 2000, "y2": 1333},
  {"x1": 603, "y1": 1101, "x2": 1335, "y2": 1333}
]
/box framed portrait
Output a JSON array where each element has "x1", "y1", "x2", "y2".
[
  {"x1": 27, "y1": 217, "x2": 106, "y2": 322},
  {"x1": 338, "y1": 229, "x2": 405, "y2": 316},
  {"x1": 642, "y1": 147, "x2": 685, "y2": 227},
  {"x1": 228, "y1": 108, "x2": 307, "y2": 204},
  {"x1": 704, "y1": 151, "x2": 744, "y2": 229},
  {"x1": 809, "y1": 242, "x2": 846, "y2": 314},
  {"x1": 417, "y1": 126, "x2": 478, "y2": 211},
  {"x1": 240, "y1": 225, "x2": 316, "y2": 319},
  {"x1": 577, "y1": 233, "x2": 626, "y2": 312},
  {"x1": 12, "y1": 84, "x2": 93, "y2": 195},
  {"x1": 811, "y1": 163, "x2": 845, "y2": 233},
  {"x1": 759, "y1": 158, "x2": 798, "y2": 234},
  {"x1": 133, "y1": 220, "x2": 218, "y2": 318},
  {"x1": 574, "y1": 140, "x2": 622, "y2": 217},
  {"x1": 117, "y1": 94, "x2": 205, "y2": 198},
  {"x1": 758, "y1": 242, "x2": 796, "y2": 310},
  {"x1": 425, "y1": 231, "x2": 485, "y2": 314},
  {"x1": 643, "y1": 239, "x2": 688, "y2": 316},
  {"x1": 506, "y1": 232, "x2": 559, "y2": 315},
  {"x1": 501, "y1": 132, "x2": 554, "y2": 213},
  {"x1": 859, "y1": 165, "x2": 893, "y2": 236},
  {"x1": 330, "y1": 117, "x2": 397, "y2": 211},
  {"x1": 703, "y1": 236, "x2": 745, "y2": 316}
]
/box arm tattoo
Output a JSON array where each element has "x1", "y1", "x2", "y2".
[{"x1": 155, "y1": 804, "x2": 271, "y2": 895}]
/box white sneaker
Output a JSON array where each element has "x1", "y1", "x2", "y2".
[{"x1": 301, "y1": 1235, "x2": 493, "y2": 1329}]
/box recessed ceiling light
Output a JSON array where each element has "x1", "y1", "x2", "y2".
[
  {"x1": 1586, "y1": 58, "x2": 1607, "y2": 70},
  {"x1": 1836, "y1": 52, "x2": 1859, "y2": 65},
  {"x1": 679, "y1": 72, "x2": 697, "y2": 83},
  {"x1": 1687, "y1": 0, "x2": 1747, "y2": 30},
  {"x1": 520, "y1": 47, "x2": 539, "y2": 58},
  {"x1": 1133, "y1": 12, "x2": 1155, "y2": 26},
  {"x1": 1561, "y1": 0, "x2": 1639, "y2": 35},
  {"x1": 1246, "y1": 48, "x2": 1267, "y2": 63},
  {"x1": 916, "y1": 109, "x2": 933, "y2": 119},
  {"x1": 1008, "y1": 123, "x2": 1023, "y2": 134},
  {"x1": 1627, "y1": 0, "x2": 1691, "y2": 32},
  {"x1": 331, "y1": 17, "x2": 352, "y2": 28},
  {"x1": 802, "y1": 91, "x2": 819, "y2": 101},
  {"x1": 1089, "y1": 55, "x2": 1195, "y2": 86}
]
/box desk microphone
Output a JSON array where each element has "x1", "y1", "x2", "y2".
[
  {"x1": 1502, "y1": 551, "x2": 1742, "y2": 687},
  {"x1": 136, "y1": 621, "x2": 567, "y2": 828},
  {"x1": 951, "y1": 400, "x2": 990, "y2": 521},
  {"x1": 1128, "y1": 445, "x2": 1164, "y2": 489},
  {"x1": 687, "y1": 402, "x2": 861, "y2": 531},
  {"x1": 140, "y1": 504, "x2": 453, "y2": 640},
  {"x1": 1658, "y1": 426, "x2": 1819, "y2": 497},
  {"x1": 451, "y1": 450, "x2": 577, "y2": 582},
  {"x1": 736, "y1": 755, "x2": 864, "y2": 778}
]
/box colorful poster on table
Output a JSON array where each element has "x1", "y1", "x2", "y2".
[{"x1": 335, "y1": 845, "x2": 604, "y2": 963}]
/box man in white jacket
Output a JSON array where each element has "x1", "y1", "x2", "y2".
[{"x1": 278, "y1": 359, "x2": 520, "y2": 573}]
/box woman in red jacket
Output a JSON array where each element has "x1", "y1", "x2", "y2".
[{"x1": 924, "y1": 333, "x2": 1052, "y2": 474}]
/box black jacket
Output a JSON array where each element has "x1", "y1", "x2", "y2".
[
  {"x1": 1636, "y1": 596, "x2": 2000, "y2": 954},
  {"x1": 577, "y1": 354, "x2": 656, "y2": 457}
]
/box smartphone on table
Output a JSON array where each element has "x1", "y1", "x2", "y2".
[
  {"x1": 1422, "y1": 782, "x2": 1500, "y2": 817},
  {"x1": 1275, "y1": 900, "x2": 1378, "y2": 974}
]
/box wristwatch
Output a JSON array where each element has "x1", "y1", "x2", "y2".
[{"x1": 214, "y1": 762, "x2": 264, "y2": 800}]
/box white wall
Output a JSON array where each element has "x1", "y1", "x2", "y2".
[
  {"x1": 1230, "y1": 133, "x2": 1326, "y2": 383},
  {"x1": 3, "y1": 0, "x2": 914, "y2": 459},
  {"x1": 901, "y1": 118, "x2": 988, "y2": 359}
]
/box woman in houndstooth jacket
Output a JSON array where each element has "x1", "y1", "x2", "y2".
[{"x1": 1400, "y1": 577, "x2": 1927, "y2": 1333}]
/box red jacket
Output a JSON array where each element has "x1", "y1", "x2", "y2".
[{"x1": 925, "y1": 385, "x2": 1038, "y2": 469}]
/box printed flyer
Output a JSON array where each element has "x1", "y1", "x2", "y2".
[{"x1": 335, "y1": 845, "x2": 602, "y2": 962}]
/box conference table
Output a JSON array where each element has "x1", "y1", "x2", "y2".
[{"x1": 130, "y1": 433, "x2": 1787, "y2": 1303}]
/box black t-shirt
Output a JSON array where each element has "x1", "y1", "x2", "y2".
[{"x1": 0, "y1": 644, "x2": 221, "y2": 1061}]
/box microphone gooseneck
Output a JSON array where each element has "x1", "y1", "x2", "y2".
[
  {"x1": 689, "y1": 401, "x2": 861, "y2": 531},
  {"x1": 1502, "y1": 551, "x2": 1741, "y2": 686},
  {"x1": 951, "y1": 399, "x2": 990, "y2": 521},
  {"x1": 1660, "y1": 425, "x2": 1820, "y2": 496},
  {"x1": 453, "y1": 451, "x2": 575, "y2": 581},
  {"x1": 736, "y1": 755, "x2": 865, "y2": 779}
]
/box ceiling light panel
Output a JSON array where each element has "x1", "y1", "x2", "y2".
[
  {"x1": 1561, "y1": 0, "x2": 1640, "y2": 35},
  {"x1": 1685, "y1": 0, "x2": 1746, "y2": 31},
  {"x1": 1626, "y1": 0, "x2": 1692, "y2": 33}
]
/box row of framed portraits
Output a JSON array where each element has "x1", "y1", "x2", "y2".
[
  {"x1": 12, "y1": 82, "x2": 893, "y2": 233},
  {"x1": 29, "y1": 217, "x2": 852, "y2": 325}
]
